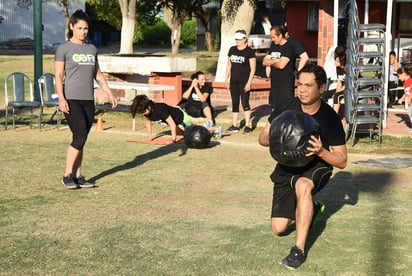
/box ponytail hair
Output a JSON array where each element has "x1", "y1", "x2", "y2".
[
  {"x1": 130, "y1": 95, "x2": 154, "y2": 118},
  {"x1": 67, "y1": 9, "x2": 91, "y2": 40}
]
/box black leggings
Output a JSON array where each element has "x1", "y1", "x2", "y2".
[
  {"x1": 230, "y1": 80, "x2": 251, "y2": 112},
  {"x1": 64, "y1": 100, "x2": 95, "y2": 150}
]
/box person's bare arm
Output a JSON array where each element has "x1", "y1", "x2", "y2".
[
  {"x1": 258, "y1": 121, "x2": 270, "y2": 147},
  {"x1": 306, "y1": 136, "x2": 348, "y2": 169},
  {"x1": 297, "y1": 52, "x2": 309, "y2": 71},
  {"x1": 165, "y1": 115, "x2": 177, "y2": 142},
  {"x1": 263, "y1": 55, "x2": 290, "y2": 70},
  {"x1": 95, "y1": 66, "x2": 118, "y2": 108},
  {"x1": 225, "y1": 58, "x2": 232, "y2": 90},
  {"x1": 272, "y1": 56, "x2": 290, "y2": 69},
  {"x1": 182, "y1": 79, "x2": 196, "y2": 100},
  {"x1": 144, "y1": 116, "x2": 153, "y2": 140},
  {"x1": 262, "y1": 55, "x2": 272, "y2": 67},
  {"x1": 245, "y1": 57, "x2": 256, "y2": 92},
  {"x1": 192, "y1": 81, "x2": 209, "y2": 102},
  {"x1": 54, "y1": 61, "x2": 69, "y2": 114}
]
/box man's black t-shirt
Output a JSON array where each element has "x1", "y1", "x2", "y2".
[
  {"x1": 287, "y1": 36, "x2": 306, "y2": 70},
  {"x1": 268, "y1": 97, "x2": 346, "y2": 151},
  {"x1": 268, "y1": 98, "x2": 345, "y2": 178}
]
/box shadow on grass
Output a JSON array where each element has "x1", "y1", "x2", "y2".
[
  {"x1": 88, "y1": 137, "x2": 220, "y2": 183},
  {"x1": 394, "y1": 113, "x2": 411, "y2": 128},
  {"x1": 306, "y1": 170, "x2": 394, "y2": 269},
  {"x1": 89, "y1": 143, "x2": 187, "y2": 183}
]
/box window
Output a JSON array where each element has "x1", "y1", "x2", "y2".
[
  {"x1": 398, "y1": 3, "x2": 412, "y2": 31},
  {"x1": 307, "y1": 2, "x2": 319, "y2": 31}
]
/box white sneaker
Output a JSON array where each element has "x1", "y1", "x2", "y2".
[
  {"x1": 204, "y1": 119, "x2": 214, "y2": 128},
  {"x1": 214, "y1": 125, "x2": 224, "y2": 139}
]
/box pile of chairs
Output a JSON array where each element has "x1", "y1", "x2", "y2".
[
  {"x1": 4, "y1": 72, "x2": 61, "y2": 131},
  {"x1": 345, "y1": 0, "x2": 386, "y2": 147}
]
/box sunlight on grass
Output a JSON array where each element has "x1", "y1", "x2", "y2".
[
  {"x1": 1, "y1": 125, "x2": 412, "y2": 274},
  {"x1": 1, "y1": 54, "x2": 412, "y2": 274}
]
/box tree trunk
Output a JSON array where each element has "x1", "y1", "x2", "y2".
[
  {"x1": 170, "y1": 23, "x2": 182, "y2": 54},
  {"x1": 163, "y1": 6, "x2": 182, "y2": 55},
  {"x1": 119, "y1": 16, "x2": 135, "y2": 53},
  {"x1": 215, "y1": 0, "x2": 254, "y2": 81},
  {"x1": 118, "y1": 0, "x2": 136, "y2": 54},
  {"x1": 197, "y1": 15, "x2": 213, "y2": 52},
  {"x1": 61, "y1": 0, "x2": 69, "y2": 40},
  {"x1": 205, "y1": 30, "x2": 213, "y2": 52}
]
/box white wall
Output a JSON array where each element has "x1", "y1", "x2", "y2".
[{"x1": 0, "y1": 0, "x2": 85, "y2": 45}]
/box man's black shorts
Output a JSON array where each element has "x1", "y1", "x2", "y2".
[{"x1": 270, "y1": 160, "x2": 333, "y2": 219}]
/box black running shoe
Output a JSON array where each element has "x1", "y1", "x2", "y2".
[
  {"x1": 243, "y1": 126, "x2": 252, "y2": 133},
  {"x1": 75, "y1": 175, "x2": 95, "y2": 188},
  {"x1": 61, "y1": 174, "x2": 79, "y2": 189},
  {"x1": 310, "y1": 200, "x2": 325, "y2": 231},
  {"x1": 280, "y1": 246, "x2": 306, "y2": 270},
  {"x1": 227, "y1": 125, "x2": 239, "y2": 132}
]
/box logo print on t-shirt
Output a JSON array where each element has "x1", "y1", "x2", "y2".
[
  {"x1": 230, "y1": 55, "x2": 245, "y2": 64},
  {"x1": 191, "y1": 92, "x2": 200, "y2": 101},
  {"x1": 72, "y1": 54, "x2": 95, "y2": 65}
]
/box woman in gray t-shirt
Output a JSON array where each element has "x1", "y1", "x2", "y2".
[{"x1": 55, "y1": 9, "x2": 117, "y2": 189}]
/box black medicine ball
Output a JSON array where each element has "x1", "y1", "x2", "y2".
[
  {"x1": 269, "y1": 110, "x2": 319, "y2": 167},
  {"x1": 184, "y1": 125, "x2": 211, "y2": 149}
]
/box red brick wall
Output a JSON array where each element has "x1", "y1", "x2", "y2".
[
  {"x1": 97, "y1": 74, "x2": 271, "y2": 111},
  {"x1": 182, "y1": 78, "x2": 271, "y2": 110},
  {"x1": 317, "y1": 0, "x2": 335, "y2": 67},
  {"x1": 286, "y1": 1, "x2": 319, "y2": 58}
]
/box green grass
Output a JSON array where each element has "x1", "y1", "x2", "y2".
[
  {"x1": 1, "y1": 115, "x2": 412, "y2": 274},
  {"x1": 1, "y1": 54, "x2": 412, "y2": 274}
]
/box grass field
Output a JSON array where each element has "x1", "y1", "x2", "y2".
[
  {"x1": 1, "y1": 116, "x2": 412, "y2": 275},
  {"x1": 1, "y1": 54, "x2": 412, "y2": 275}
]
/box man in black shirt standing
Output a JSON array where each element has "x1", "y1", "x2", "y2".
[{"x1": 263, "y1": 25, "x2": 296, "y2": 111}]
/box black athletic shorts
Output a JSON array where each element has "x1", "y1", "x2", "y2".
[{"x1": 270, "y1": 160, "x2": 333, "y2": 219}]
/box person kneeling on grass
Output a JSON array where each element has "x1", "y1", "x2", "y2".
[
  {"x1": 130, "y1": 95, "x2": 223, "y2": 144},
  {"x1": 259, "y1": 64, "x2": 347, "y2": 270}
]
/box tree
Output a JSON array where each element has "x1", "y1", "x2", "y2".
[
  {"x1": 118, "y1": 0, "x2": 137, "y2": 54},
  {"x1": 215, "y1": 0, "x2": 255, "y2": 81},
  {"x1": 192, "y1": 1, "x2": 219, "y2": 52},
  {"x1": 162, "y1": 3, "x2": 184, "y2": 54},
  {"x1": 87, "y1": 0, "x2": 122, "y2": 31},
  {"x1": 156, "y1": 0, "x2": 210, "y2": 54},
  {"x1": 60, "y1": 0, "x2": 69, "y2": 40}
]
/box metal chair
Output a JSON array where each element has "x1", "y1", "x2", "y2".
[
  {"x1": 4, "y1": 72, "x2": 41, "y2": 131},
  {"x1": 38, "y1": 73, "x2": 61, "y2": 128}
]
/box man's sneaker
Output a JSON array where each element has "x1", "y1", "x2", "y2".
[
  {"x1": 75, "y1": 175, "x2": 95, "y2": 188},
  {"x1": 243, "y1": 126, "x2": 252, "y2": 133},
  {"x1": 280, "y1": 246, "x2": 306, "y2": 270},
  {"x1": 310, "y1": 200, "x2": 325, "y2": 231},
  {"x1": 61, "y1": 174, "x2": 79, "y2": 189},
  {"x1": 227, "y1": 125, "x2": 239, "y2": 132}
]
